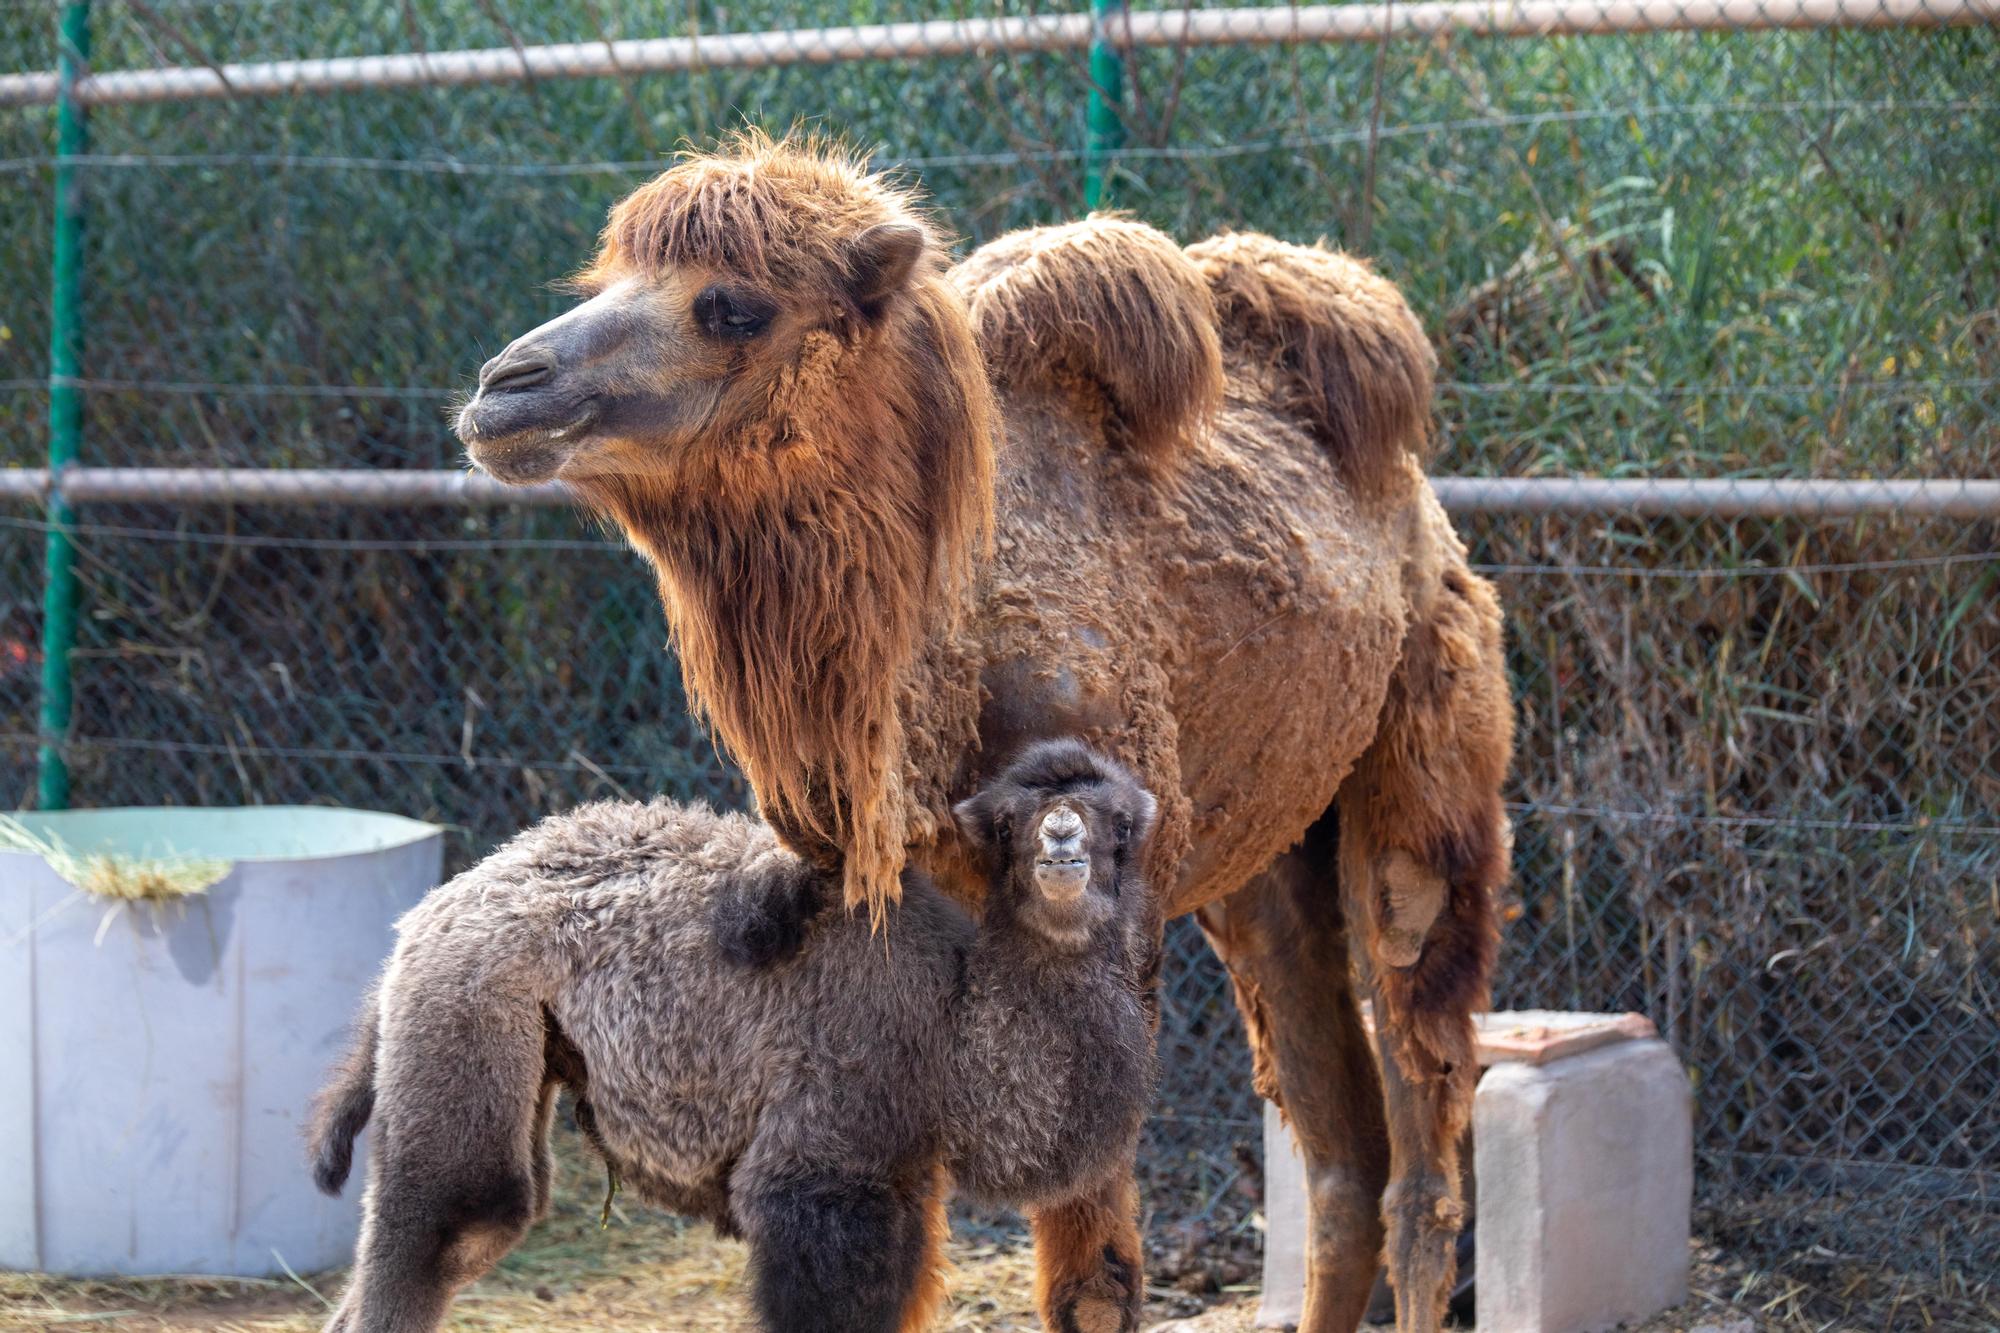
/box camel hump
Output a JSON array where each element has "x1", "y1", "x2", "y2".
[
  {"x1": 951, "y1": 217, "x2": 1223, "y2": 461},
  {"x1": 1185, "y1": 233, "x2": 1436, "y2": 483}
]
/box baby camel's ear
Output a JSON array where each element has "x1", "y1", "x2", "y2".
[
  {"x1": 1124, "y1": 789, "x2": 1160, "y2": 848},
  {"x1": 951, "y1": 788, "x2": 1000, "y2": 857}
]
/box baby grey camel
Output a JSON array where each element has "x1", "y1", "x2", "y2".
[{"x1": 307, "y1": 739, "x2": 1159, "y2": 1333}]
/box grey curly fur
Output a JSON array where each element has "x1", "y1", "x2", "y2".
[{"x1": 307, "y1": 739, "x2": 1158, "y2": 1333}]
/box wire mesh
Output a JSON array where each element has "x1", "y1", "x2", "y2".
[{"x1": 2, "y1": 0, "x2": 1995, "y2": 1292}]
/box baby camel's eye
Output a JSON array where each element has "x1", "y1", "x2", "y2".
[{"x1": 694, "y1": 285, "x2": 774, "y2": 340}]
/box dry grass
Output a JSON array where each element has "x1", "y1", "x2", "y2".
[
  {"x1": 8, "y1": 1197, "x2": 1996, "y2": 1333},
  {"x1": 0, "y1": 816, "x2": 229, "y2": 904},
  {"x1": 1626, "y1": 1236, "x2": 2000, "y2": 1333},
  {"x1": 0, "y1": 1222, "x2": 1120, "y2": 1333},
  {"x1": 0, "y1": 1139, "x2": 1233, "y2": 1333}
]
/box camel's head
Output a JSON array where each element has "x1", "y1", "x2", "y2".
[
  {"x1": 952, "y1": 739, "x2": 1158, "y2": 952},
  {"x1": 455, "y1": 132, "x2": 956, "y2": 493},
  {"x1": 455, "y1": 134, "x2": 996, "y2": 921}
]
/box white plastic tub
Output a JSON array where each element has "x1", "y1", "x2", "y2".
[{"x1": 1, "y1": 806, "x2": 441, "y2": 1278}]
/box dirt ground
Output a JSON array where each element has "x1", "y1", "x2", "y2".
[{"x1": 4, "y1": 1145, "x2": 1993, "y2": 1333}]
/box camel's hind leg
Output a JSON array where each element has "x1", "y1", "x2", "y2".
[
  {"x1": 1340, "y1": 557, "x2": 1512, "y2": 1331},
  {"x1": 1199, "y1": 815, "x2": 1389, "y2": 1333}
]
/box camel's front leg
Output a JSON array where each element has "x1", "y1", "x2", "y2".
[{"x1": 1030, "y1": 1171, "x2": 1144, "y2": 1333}]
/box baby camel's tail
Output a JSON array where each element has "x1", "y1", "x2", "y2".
[{"x1": 307, "y1": 982, "x2": 380, "y2": 1196}]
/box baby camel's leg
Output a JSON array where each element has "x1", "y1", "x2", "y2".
[
  {"x1": 899, "y1": 1163, "x2": 953, "y2": 1333},
  {"x1": 328, "y1": 995, "x2": 550, "y2": 1333},
  {"x1": 331, "y1": 1176, "x2": 532, "y2": 1333},
  {"x1": 736, "y1": 1162, "x2": 942, "y2": 1333},
  {"x1": 1029, "y1": 1172, "x2": 1143, "y2": 1333}
]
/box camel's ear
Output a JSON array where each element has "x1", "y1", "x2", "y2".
[
  {"x1": 951, "y1": 788, "x2": 1004, "y2": 859},
  {"x1": 1126, "y1": 789, "x2": 1160, "y2": 849},
  {"x1": 1113, "y1": 786, "x2": 1159, "y2": 859},
  {"x1": 843, "y1": 223, "x2": 926, "y2": 317}
]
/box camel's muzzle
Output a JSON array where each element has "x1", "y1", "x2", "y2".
[
  {"x1": 457, "y1": 393, "x2": 591, "y2": 483},
  {"x1": 457, "y1": 343, "x2": 595, "y2": 482},
  {"x1": 1033, "y1": 804, "x2": 1090, "y2": 900},
  {"x1": 457, "y1": 285, "x2": 638, "y2": 483}
]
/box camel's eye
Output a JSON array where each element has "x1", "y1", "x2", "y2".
[{"x1": 694, "y1": 285, "x2": 774, "y2": 340}]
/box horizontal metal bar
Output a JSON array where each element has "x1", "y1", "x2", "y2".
[
  {"x1": 1429, "y1": 477, "x2": 2000, "y2": 518},
  {"x1": 5, "y1": 469, "x2": 1999, "y2": 518},
  {"x1": 0, "y1": 467, "x2": 569, "y2": 506},
  {"x1": 2, "y1": 0, "x2": 1992, "y2": 109}
]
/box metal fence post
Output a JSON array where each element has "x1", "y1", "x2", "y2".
[
  {"x1": 38, "y1": 0, "x2": 89, "y2": 811},
  {"x1": 1083, "y1": 0, "x2": 1125, "y2": 210}
]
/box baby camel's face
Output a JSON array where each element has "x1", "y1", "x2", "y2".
[
  {"x1": 997, "y1": 781, "x2": 1152, "y2": 951},
  {"x1": 953, "y1": 740, "x2": 1161, "y2": 951}
]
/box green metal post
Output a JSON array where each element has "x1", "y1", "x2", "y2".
[
  {"x1": 39, "y1": 1, "x2": 90, "y2": 810},
  {"x1": 1083, "y1": 0, "x2": 1125, "y2": 211}
]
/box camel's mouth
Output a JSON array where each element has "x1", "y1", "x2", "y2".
[
  {"x1": 1032, "y1": 803, "x2": 1091, "y2": 900},
  {"x1": 1032, "y1": 857, "x2": 1091, "y2": 901},
  {"x1": 457, "y1": 397, "x2": 596, "y2": 484},
  {"x1": 466, "y1": 438, "x2": 575, "y2": 484}
]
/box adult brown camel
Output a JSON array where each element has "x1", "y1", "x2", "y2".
[{"x1": 454, "y1": 135, "x2": 1512, "y2": 1333}]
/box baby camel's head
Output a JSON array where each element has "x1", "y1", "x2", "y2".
[{"x1": 952, "y1": 739, "x2": 1158, "y2": 951}]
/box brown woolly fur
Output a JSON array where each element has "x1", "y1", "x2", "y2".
[
  {"x1": 568, "y1": 133, "x2": 997, "y2": 915},
  {"x1": 898, "y1": 1162, "x2": 954, "y2": 1333},
  {"x1": 583, "y1": 129, "x2": 935, "y2": 301},
  {"x1": 1185, "y1": 232, "x2": 1437, "y2": 487},
  {"x1": 951, "y1": 217, "x2": 1222, "y2": 461},
  {"x1": 308, "y1": 741, "x2": 1159, "y2": 1333},
  {"x1": 456, "y1": 136, "x2": 1512, "y2": 1333}
]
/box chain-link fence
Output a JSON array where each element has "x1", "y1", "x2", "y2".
[{"x1": 2, "y1": 0, "x2": 1994, "y2": 1298}]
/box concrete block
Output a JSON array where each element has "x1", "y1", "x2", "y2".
[
  {"x1": 1475, "y1": 1037, "x2": 1692, "y2": 1333},
  {"x1": 1256, "y1": 1103, "x2": 1307, "y2": 1329},
  {"x1": 1258, "y1": 1012, "x2": 1691, "y2": 1333}
]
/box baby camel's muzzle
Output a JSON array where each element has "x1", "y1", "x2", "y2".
[{"x1": 1033, "y1": 805, "x2": 1090, "y2": 900}]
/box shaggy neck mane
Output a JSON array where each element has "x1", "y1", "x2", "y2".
[{"x1": 574, "y1": 278, "x2": 994, "y2": 916}]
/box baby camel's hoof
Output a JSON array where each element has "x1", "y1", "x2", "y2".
[
  {"x1": 1052, "y1": 1249, "x2": 1142, "y2": 1333},
  {"x1": 1067, "y1": 1298, "x2": 1136, "y2": 1333}
]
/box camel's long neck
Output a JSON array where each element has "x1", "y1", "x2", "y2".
[
  {"x1": 576, "y1": 293, "x2": 995, "y2": 912},
  {"x1": 584, "y1": 473, "x2": 926, "y2": 889}
]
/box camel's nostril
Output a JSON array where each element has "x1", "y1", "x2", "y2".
[
  {"x1": 1042, "y1": 807, "x2": 1084, "y2": 842},
  {"x1": 478, "y1": 348, "x2": 556, "y2": 395}
]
